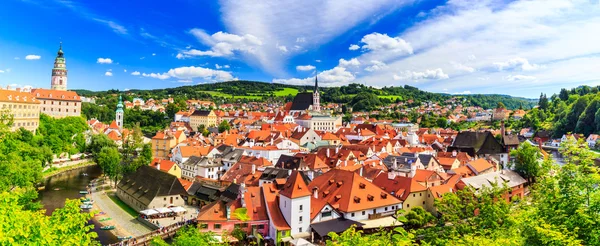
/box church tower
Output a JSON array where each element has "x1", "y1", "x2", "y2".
[
  {"x1": 116, "y1": 95, "x2": 124, "y2": 130},
  {"x1": 51, "y1": 42, "x2": 68, "y2": 91},
  {"x1": 312, "y1": 75, "x2": 321, "y2": 111}
]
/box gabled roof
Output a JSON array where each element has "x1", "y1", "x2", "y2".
[
  {"x1": 308, "y1": 169, "x2": 402, "y2": 213},
  {"x1": 279, "y1": 171, "x2": 311, "y2": 199},
  {"x1": 466, "y1": 158, "x2": 494, "y2": 174},
  {"x1": 0, "y1": 90, "x2": 40, "y2": 104},
  {"x1": 31, "y1": 89, "x2": 81, "y2": 101},
  {"x1": 372, "y1": 172, "x2": 427, "y2": 201},
  {"x1": 458, "y1": 170, "x2": 526, "y2": 190},
  {"x1": 261, "y1": 183, "x2": 291, "y2": 230},
  {"x1": 289, "y1": 93, "x2": 313, "y2": 111},
  {"x1": 117, "y1": 166, "x2": 186, "y2": 206}
]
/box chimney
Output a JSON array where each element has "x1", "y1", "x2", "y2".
[
  {"x1": 452, "y1": 150, "x2": 457, "y2": 157},
  {"x1": 313, "y1": 187, "x2": 318, "y2": 199},
  {"x1": 327, "y1": 148, "x2": 330, "y2": 158},
  {"x1": 359, "y1": 166, "x2": 363, "y2": 177},
  {"x1": 393, "y1": 158, "x2": 398, "y2": 169},
  {"x1": 251, "y1": 164, "x2": 256, "y2": 175},
  {"x1": 156, "y1": 161, "x2": 161, "y2": 170},
  {"x1": 336, "y1": 147, "x2": 339, "y2": 154}
]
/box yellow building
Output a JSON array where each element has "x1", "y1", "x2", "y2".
[
  {"x1": 31, "y1": 89, "x2": 81, "y2": 118},
  {"x1": 152, "y1": 158, "x2": 182, "y2": 178},
  {"x1": 189, "y1": 110, "x2": 217, "y2": 131},
  {"x1": 151, "y1": 130, "x2": 178, "y2": 159},
  {"x1": 0, "y1": 90, "x2": 41, "y2": 133}
]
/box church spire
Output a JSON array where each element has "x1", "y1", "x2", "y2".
[
  {"x1": 57, "y1": 42, "x2": 64, "y2": 58},
  {"x1": 51, "y1": 42, "x2": 67, "y2": 91},
  {"x1": 116, "y1": 95, "x2": 124, "y2": 130},
  {"x1": 314, "y1": 73, "x2": 319, "y2": 93}
]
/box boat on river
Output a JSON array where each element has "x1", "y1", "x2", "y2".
[
  {"x1": 80, "y1": 204, "x2": 92, "y2": 210},
  {"x1": 81, "y1": 198, "x2": 90, "y2": 202},
  {"x1": 99, "y1": 217, "x2": 112, "y2": 222},
  {"x1": 79, "y1": 190, "x2": 88, "y2": 194},
  {"x1": 117, "y1": 236, "x2": 132, "y2": 241},
  {"x1": 100, "y1": 225, "x2": 116, "y2": 230},
  {"x1": 83, "y1": 201, "x2": 93, "y2": 205}
]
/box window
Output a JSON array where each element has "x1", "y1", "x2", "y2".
[
  {"x1": 299, "y1": 205, "x2": 303, "y2": 211},
  {"x1": 299, "y1": 216, "x2": 302, "y2": 223},
  {"x1": 321, "y1": 211, "x2": 332, "y2": 217},
  {"x1": 423, "y1": 201, "x2": 426, "y2": 205},
  {"x1": 164, "y1": 198, "x2": 167, "y2": 201},
  {"x1": 420, "y1": 193, "x2": 422, "y2": 197},
  {"x1": 214, "y1": 224, "x2": 221, "y2": 229},
  {"x1": 258, "y1": 224, "x2": 265, "y2": 229},
  {"x1": 299, "y1": 228, "x2": 303, "y2": 233},
  {"x1": 199, "y1": 224, "x2": 208, "y2": 229},
  {"x1": 406, "y1": 204, "x2": 410, "y2": 208},
  {"x1": 385, "y1": 207, "x2": 388, "y2": 211},
  {"x1": 362, "y1": 211, "x2": 365, "y2": 216},
  {"x1": 351, "y1": 212, "x2": 355, "y2": 217}
]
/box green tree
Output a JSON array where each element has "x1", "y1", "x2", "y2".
[
  {"x1": 497, "y1": 101, "x2": 506, "y2": 109},
  {"x1": 404, "y1": 207, "x2": 434, "y2": 229},
  {"x1": 151, "y1": 225, "x2": 217, "y2": 246},
  {"x1": 538, "y1": 93, "x2": 549, "y2": 110},
  {"x1": 0, "y1": 189, "x2": 98, "y2": 245},
  {"x1": 96, "y1": 146, "x2": 121, "y2": 187},
  {"x1": 575, "y1": 97, "x2": 600, "y2": 135},
  {"x1": 218, "y1": 120, "x2": 231, "y2": 133},
  {"x1": 510, "y1": 142, "x2": 542, "y2": 183}
]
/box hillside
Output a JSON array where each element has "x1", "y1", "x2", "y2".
[{"x1": 73, "y1": 80, "x2": 536, "y2": 110}]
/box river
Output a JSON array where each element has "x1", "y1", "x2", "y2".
[{"x1": 38, "y1": 165, "x2": 118, "y2": 245}]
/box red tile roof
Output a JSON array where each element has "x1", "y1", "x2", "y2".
[
  {"x1": 261, "y1": 183, "x2": 291, "y2": 230},
  {"x1": 279, "y1": 171, "x2": 311, "y2": 199},
  {"x1": 372, "y1": 172, "x2": 427, "y2": 201},
  {"x1": 31, "y1": 89, "x2": 81, "y2": 101}
]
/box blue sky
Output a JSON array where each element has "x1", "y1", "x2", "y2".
[{"x1": 1, "y1": 0, "x2": 600, "y2": 97}]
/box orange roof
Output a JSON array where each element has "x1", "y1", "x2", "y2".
[
  {"x1": 279, "y1": 171, "x2": 311, "y2": 199},
  {"x1": 243, "y1": 187, "x2": 269, "y2": 221},
  {"x1": 322, "y1": 132, "x2": 340, "y2": 141},
  {"x1": 261, "y1": 183, "x2": 291, "y2": 230},
  {"x1": 31, "y1": 89, "x2": 81, "y2": 101},
  {"x1": 151, "y1": 158, "x2": 177, "y2": 172},
  {"x1": 197, "y1": 200, "x2": 241, "y2": 222},
  {"x1": 467, "y1": 159, "x2": 494, "y2": 173},
  {"x1": 428, "y1": 184, "x2": 454, "y2": 199},
  {"x1": 108, "y1": 120, "x2": 119, "y2": 129},
  {"x1": 412, "y1": 169, "x2": 440, "y2": 183},
  {"x1": 179, "y1": 146, "x2": 214, "y2": 157},
  {"x1": 0, "y1": 90, "x2": 40, "y2": 104},
  {"x1": 178, "y1": 178, "x2": 193, "y2": 191},
  {"x1": 106, "y1": 130, "x2": 121, "y2": 141},
  {"x1": 372, "y1": 172, "x2": 427, "y2": 201},
  {"x1": 308, "y1": 169, "x2": 402, "y2": 213},
  {"x1": 450, "y1": 166, "x2": 475, "y2": 177}
]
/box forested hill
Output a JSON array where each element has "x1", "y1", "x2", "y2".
[{"x1": 73, "y1": 81, "x2": 536, "y2": 110}]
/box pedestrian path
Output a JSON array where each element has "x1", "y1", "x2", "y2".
[{"x1": 91, "y1": 189, "x2": 152, "y2": 237}]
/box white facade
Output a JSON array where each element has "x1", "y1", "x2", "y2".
[
  {"x1": 276, "y1": 139, "x2": 300, "y2": 150},
  {"x1": 279, "y1": 195, "x2": 311, "y2": 236},
  {"x1": 239, "y1": 147, "x2": 291, "y2": 164}
]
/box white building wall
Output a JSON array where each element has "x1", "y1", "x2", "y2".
[{"x1": 279, "y1": 195, "x2": 311, "y2": 235}]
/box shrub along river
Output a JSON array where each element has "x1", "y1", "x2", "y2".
[{"x1": 38, "y1": 165, "x2": 118, "y2": 245}]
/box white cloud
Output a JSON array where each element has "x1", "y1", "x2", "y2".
[
  {"x1": 493, "y1": 57, "x2": 542, "y2": 71},
  {"x1": 219, "y1": 0, "x2": 412, "y2": 75},
  {"x1": 349, "y1": 0, "x2": 600, "y2": 96},
  {"x1": 506, "y1": 75, "x2": 536, "y2": 81},
  {"x1": 141, "y1": 66, "x2": 236, "y2": 82},
  {"x1": 215, "y1": 64, "x2": 231, "y2": 69},
  {"x1": 451, "y1": 62, "x2": 475, "y2": 73},
  {"x1": 0, "y1": 70, "x2": 4, "y2": 73},
  {"x1": 93, "y1": 18, "x2": 127, "y2": 34},
  {"x1": 296, "y1": 65, "x2": 316, "y2": 71},
  {"x1": 274, "y1": 66, "x2": 355, "y2": 86},
  {"x1": 454, "y1": 90, "x2": 472, "y2": 94},
  {"x1": 315, "y1": 60, "x2": 322, "y2": 63},
  {"x1": 25, "y1": 55, "x2": 41, "y2": 60},
  {"x1": 152, "y1": 53, "x2": 156, "y2": 56},
  {"x1": 14, "y1": 57, "x2": 19, "y2": 60},
  {"x1": 140, "y1": 57, "x2": 145, "y2": 60},
  {"x1": 358, "y1": 32, "x2": 413, "y2": 54},
  {"x1": 124, "y1": 88, "x2": 130, "y2": 91},
  {"x1": 349, "y1": 44, "x2": 360, "y2": 50},
  {"x1": 105, "y1": 71, "x2": 113, "y2": 77},
  {"x1": 364, "y1": 60, "x2": 387, "y2": 72},
  {"x1": 97, "y1": 58, "x2": 113, "y2": 64},
  {"x1": 178, "y1": 79, "x2": 193, "y2": 83},
  {"x1": 131, "y1": 71, "x2": 141, "y2": 76},
  {"x1": 277, "y1": 44, "x2": 288, "y2": 52},
  {"x1": 339, "y1": 58, "x2": 361, "y2": 67},
  {"x1": 124, "y1": 69, "x2": 127, "y2": 72},
  {"x1": 393, "y1": 68, "x2": 449, "y2": 81},
  {"x1": 177, "y1": 29, "x2": 263, "y2": 59}
]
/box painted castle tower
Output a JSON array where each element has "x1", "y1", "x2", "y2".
[{"x1": 51, "y1": 42, "x2": 68, "y2": 91}]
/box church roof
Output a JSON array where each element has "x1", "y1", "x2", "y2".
[{"x1": 289, "y1": 93, "x2": 313, "y2": 111}]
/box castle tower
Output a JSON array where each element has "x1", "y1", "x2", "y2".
[
  {"x1": 116, "y1": 95, "x2": 124, "y2": 130},
  {"x1": 51, "y1": 42, "x2": 68, "y2": 91},
  {"x1": 312, "y1": 75, "x2": 321, "y2": 111}
]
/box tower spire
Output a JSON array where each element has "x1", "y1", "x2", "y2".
[
  {"x1": 51, "y1": 42, "x2": 67, "y2": 90},
  {"x1": 314, "y1": 72, "x2": 319, "y2": 93}
]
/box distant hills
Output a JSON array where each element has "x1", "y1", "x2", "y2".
[{"x1": 73, "y1": 80, "x2": 537, "y2": 110}]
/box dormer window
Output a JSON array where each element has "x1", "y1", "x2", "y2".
[
  {"x1": 36, "y1": 93, "x2": 40, "y2": 97},
  {"x1": 61, "y1": 95, "x2": 65, "y2": 99},
  {"x1": 49, "y1": 94, "x2": 52, "y2": 98}
]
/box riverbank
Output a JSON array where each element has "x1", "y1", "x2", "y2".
[
  {"x1": 42, "y1": 160, "x2": 96, "y2": 179},
  {"x1": 87, "y1": 177, "x2": 152, "y2": 241}
]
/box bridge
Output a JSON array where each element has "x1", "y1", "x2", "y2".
[{"x1": 107, "y1": 219, "x2": 196, "y2": 246}]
